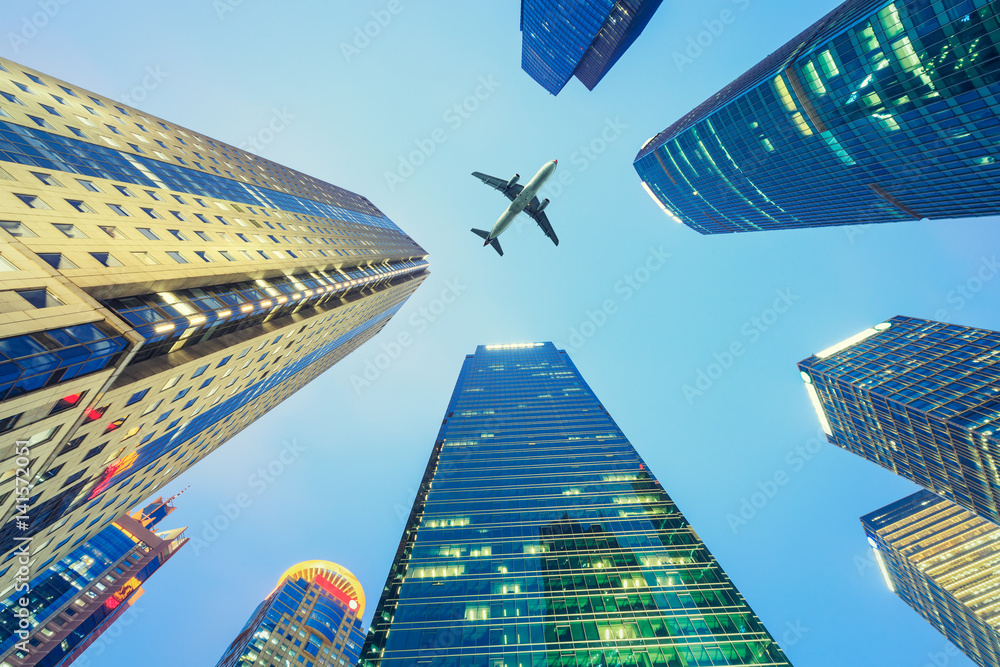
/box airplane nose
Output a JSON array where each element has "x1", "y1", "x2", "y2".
[{"x1": 553, "y1": 159, "x2": 558, "y2": 164}]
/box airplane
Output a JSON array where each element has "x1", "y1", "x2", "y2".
[{"x1": 471, "y1": 160, "x2": 559, "y2": 256}]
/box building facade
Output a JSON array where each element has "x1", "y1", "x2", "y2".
[
  {"x1": 798, "y1": 316, "x2": 1000, "y2": 525},
  {"x1": 0, "y1": 494, "x2": 188, "y2": 667},
  {"x1": 634, "y1": 0, "x2": 1000, "y2": 234},
  {"x1": 214, "y1": 561, "x2": 365, "y2": 667},
  {"x1": 521, "y1": 0, "x2": 663, "y2": 95},
  {"x1": 360, "y1": 342, "x2": 793, "y2": 667},
  {"x1": 862, "y1": 490, "x2": 1000, "y2": 667},
  {"x1": 0, "y1": 57, "x2": 428, "y2": 580}
]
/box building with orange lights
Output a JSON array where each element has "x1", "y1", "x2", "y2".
[{"x1": 214, "y1": 561, "x2": 365, "y2": 667}]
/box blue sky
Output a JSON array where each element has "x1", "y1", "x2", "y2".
[{"x1": 5, "y1": 1, "x2": 997, "y2": 665}]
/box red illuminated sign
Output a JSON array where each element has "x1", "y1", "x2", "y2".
[{"x1": 315, "y1": 575, "x2": 357, "y2": 611}]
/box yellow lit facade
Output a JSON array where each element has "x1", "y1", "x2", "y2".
[{"x1": 0, "y1": 57, "x2": 428, "y2": 580}]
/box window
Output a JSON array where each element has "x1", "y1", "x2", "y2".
[
  {"x1": 194, "y1": 231, "x2": 211, "y2": 241},
  {"x1": 219, "y1": 250, "x2": 235, "y2": 261},
  {"x1": 126, "y1": 388, "x2": 150, "y2": 406},
  {"x1": 172, "y1": 194, "x2": 188, "y2": 205},
  {"x1": 99, "y1": 225, "x2": 123, "y2": 238},
  {"x1": 15, "y1": 194, "x2": 51, "y2": 209},
  {"x1": 27, "y1": 115, "x2": 54, "y2": 129},
  {"x1": 166, "y1": 251, "x2": 189, "y2": 264},
  {"x1": 132, "y1": 252, "x2": 159, "y2": 265},
  {"x1": 137, "y1": 228, "x2": 160, "y2": 241},
  {"x1": 167, "y1": 229, "x2": 188, "y2": 241},
  {"x1": 90, "y1": 252, "x2": 123, "y2": 267},
  {"x1": 18, "y1": 289, "x2": 63, "y2": 308},
  {"x1": 107, "y1": 203, "x2": 131, "y2": 216},
  {"x1": 81, "y1": 443, "x2": 107, "y2": 461},
  {"x1": 66, "y1": 199, "x2": 95, "y2": 213},
  {"x1": 257, "y1": 251, "x2": 270, "y2": 259},
  {"x1": 113, "y1": 185, "x2": 135, "y2": 197},
  {"x1": 76, "y1": 179, "x2": 100, "y2": 192},
  {"x1": 59, "y1": 85, "x2": 78, "y2": 97},
  {"x1": 0, "y1": 221, "x2": 36, "y2": 237},
  {"x1": 0, "y1": 91, "x2": 24, "y2": 105},
  {"x1": 194, "y1": 251, "x2": 214, "y2": 262},
  {"x1": 105, "y1": 124, "x2": 121, "y2": 135},
  {"x1": 31, "y1": 172, "x2": 61, "y2": 186},
  {"x1": 141, "y1": 207, "x2": 163, "y2": 219},
  {"x1": 38, "y1": 253, "x2": 77, "y2": 269},
  {"x1": 0, "y1": 255, "x2": 18, "y2": 271},
  {"x1": 170, "y1": 211, "x2": 186, "y2": 221},
  {"x1": 194, "y1": 214, "x2": 210, "y2": 224},
  {"x1": 145, "y1": 190, "x2": 163, "y2": 201},
  {"x1": 53, "y1": 223, "x2": 87, "y2": 239},
  {"x1": 141, "y1": 399, "x2": 162, "y2": 416}
]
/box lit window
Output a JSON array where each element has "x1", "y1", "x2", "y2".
[
  {"x1": 18, "y1": 289, "x2": 63, "y2": 308},
  {"x1": 0, "y1": 221, "x2": 36, "y2": 237},
  {"x1": 53, "y1": 223, "x2": 87, "y2": 239},
  {"x1": 38, "y1": 253, "x2": 77, "y2": 269},
  {"x1": 15, "y1": 194, "x2": 51, "y2": 209},
  {"x1": 90, "y1": 252, "x2": 124, "y2": 267}
]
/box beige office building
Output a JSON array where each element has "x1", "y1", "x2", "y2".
[{"x1": 0, "y1": 57, "x2": 428, "y2": 580}]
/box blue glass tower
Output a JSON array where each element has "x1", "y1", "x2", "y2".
[
  {"x1": 798, "y1": 316, "x2": 1000, "y2": 526},
  {"x1": 0, "y1": 494, "x2": 188, "y2": 667},
  {"x1": 360, "y1": 343, "x2": 793, "y2": 666},
  {"x1": 521, "y1": 0, "x2": 664, "y2": 95},
  {"x1": 862, "y1": 490, "x2": 1000, "y2": 667},
  {"x1": 214, "y1": 561, "x2": 366, "y2": 667},
  {"x1": 635, "y1": 0, "x2": 1000, "y2": 233}
]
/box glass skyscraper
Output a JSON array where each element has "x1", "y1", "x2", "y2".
[
  {"x1": 798, "y1": 316, "x2": 1000, "y2": 526},
  {"x1": 0, "y1": 494, "x2": 187, "y2": 667},
  {"x1": 634, "y1": 0, "x2": 1000, "y2": 234},
  {"x1": 862, "y1": 490, "x2": 1000, "y2": 667},
  {"x1": 360, "y1": 342, "x2": 793, "y2": 667},
  {"x1": 521, "y1": 0, "x2": 664, "y2": 95},
  {"x1": 0, "y1": 57, "x2": 428, "y2": 580},
  {"x1": 214, "y1": 561, "x2": 366, "y2": 667}
]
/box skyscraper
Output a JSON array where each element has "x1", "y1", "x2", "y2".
[
  {"x1": 360, "y1": 342, "x2": 793, "y2": 666},
  {"x1": 798, "y1": 316, "x2": 1000, "y2": 525},
  {"x1": 214, "y1": 560, "x2": 365, "y2": 667},
  {"x1": 521, "y1": 0, "x2": 664, "y2": 95},
  {"x1": 0, "y1": 57, "x2": 428, "y2": 580},
  {"x1": 634, "y1": 0, "x2": 1000, "y2": 234},
  {"x1": 0, "y1": 494, "x2": 188, "y2": 667},
  {"x1": 862, "y1": 490, "x2": 1000, "y2": 667}
]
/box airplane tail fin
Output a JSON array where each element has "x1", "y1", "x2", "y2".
[
  {"x1": 470, "y1": 228, "x2": 490, "y2": 240},
  {"x1": 490, "y1": 238, "x2": 503, "y2": 256},
  {"x1": 471, "y1": 229, "x2": 503, "y2": 256}
]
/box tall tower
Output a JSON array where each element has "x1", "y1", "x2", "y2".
[
  {"x1": 0, "y1": 494, "x2": 188, "y2": 667},
  {"x1": 214, "y1": 561, "x2": 365, "y2": 667},
  {"x1": 0, "y1": 57, "x2": 428, "y2": 580},
  {"x1": 520, "y1": 0, "x2": 664, "y2": 95},
  {"x1": 634, "y1": 0, "x2": 1000, "y2": 234},
  {"x1": 360, "y1": 343, "x2": 793, "y2": 666},
  {"x1": 798, "y1": 316, "x2": 1000, "y2": 526},
  {"x1": 862, "y1": 490, "x2": 1000, "y2": 667}
]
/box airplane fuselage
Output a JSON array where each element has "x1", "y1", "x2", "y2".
[{"x1": 488, "y1": 160, "x2": 557, "y2": 241}]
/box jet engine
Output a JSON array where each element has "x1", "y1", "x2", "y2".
[
  {"x1": 506, "y1": 174, "x2": 520, "y2": 189},
  {"x1": 536, "y1": 198, "x2": 550, "y2": 213}
]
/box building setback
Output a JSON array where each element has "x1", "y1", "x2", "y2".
[
  {"x1": 0, "y1": 495, "x2": 187, "y2": 667},
  {"x1": 214, "y1": 561, "x2": 366, "y2": 667},
  {"x1": 521, "y1": 0, "x2": 664, "y2": 95},
  {"x1": 862, "y1": 490, "x2": 1000, "y2": 667},
  {"x1": 798, "y1": 316, "x2": 1000, "y2": 525},
  {"x1": 0, "y1": 57, "x2": 428, "y2": 580},
  {"x1": 635, "y1": 0, "x2": 1000, "y2": 234},
  {"x1": 360, "y1": 342, "x2": 793, "y2": 667}
]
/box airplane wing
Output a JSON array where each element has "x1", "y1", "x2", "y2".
[
  {"x1": 525, "y1": 196, "x2": 559, "y2": 246},
  {"x1": 472, "y1": 171, "x2": 523, "y2": 203}
]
